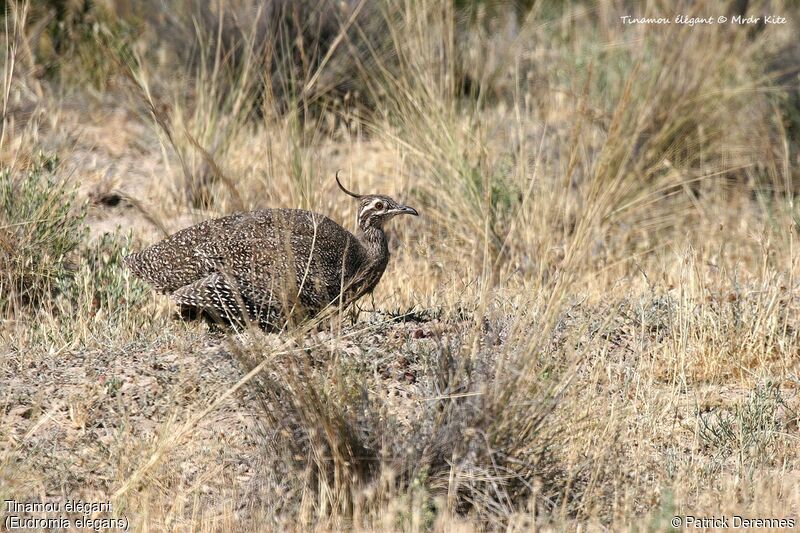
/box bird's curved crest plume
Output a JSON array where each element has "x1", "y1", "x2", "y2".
[{"x1": 335, "y1": 170, "x2": 362, "y2": 199}]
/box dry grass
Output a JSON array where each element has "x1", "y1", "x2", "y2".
[{"x1": 2, "y1": 0, "x2": 800, "y2": 530}]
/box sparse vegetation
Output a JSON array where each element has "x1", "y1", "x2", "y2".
[
  {"x1": 0, "y1": 154, "x2": 86, "y2": 316},
  {"x1": 2, "y1": 0, "x2": 800, "y2": 531},
  {"x1": 698, "y1": 381, "x2": 792, "y2": 476}
]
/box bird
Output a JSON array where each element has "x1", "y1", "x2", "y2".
[{"x1": 124, "y1": 172, "x2": 419, "y2": 329}]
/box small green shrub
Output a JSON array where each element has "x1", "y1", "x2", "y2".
[
  {"x1": 61, "y1": 231, "x2": 149, "y2": 324},
  {"x1": 0, "y1": 155, "x2": 86, "y2": 316},
  {"x1": 698, "y1": 381, "x2": 789, "y2": 474}
]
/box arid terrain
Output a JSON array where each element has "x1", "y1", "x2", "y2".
[{"x1": 2, "y1": 0, "x2": 800, "y2": 531}]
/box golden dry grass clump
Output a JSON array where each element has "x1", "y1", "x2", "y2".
[{"x1": 2, "y1": 0, "x2": 800, "y2": 531}]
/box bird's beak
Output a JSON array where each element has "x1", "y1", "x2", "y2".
[{"x1": 395, "y1": 205, "x2": 419, "y2": 216}]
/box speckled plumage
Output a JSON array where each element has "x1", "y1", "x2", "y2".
[{"x1": 125, "y1": 176, "x2": 418, "y2": 329}]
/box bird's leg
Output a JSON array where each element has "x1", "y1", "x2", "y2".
[
  {"x1": 348, "y1": 303, "x2": 360, "y2": 326},
  {"x1": 348, "y1": 291, "x2": 378, "y2": 325}
]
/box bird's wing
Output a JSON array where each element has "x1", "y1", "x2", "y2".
[
  {"x1": 170, "y1": 272, "x2": 246, "y2": 322},
  {"x1": 193, "y1": 238, "x2": 248, "y2": 272}
]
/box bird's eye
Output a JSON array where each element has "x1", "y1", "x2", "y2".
[{"x1": 374, "y1": 201, "x2": 384, "y2": 210}]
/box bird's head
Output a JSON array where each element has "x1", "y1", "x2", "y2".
[{"x1": 336, "y1": 171, "x2": 419, "y2": 231}]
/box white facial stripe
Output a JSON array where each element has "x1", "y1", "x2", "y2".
[{"x1": 359, "y1": 199, "x2": 386, "y2": 219}]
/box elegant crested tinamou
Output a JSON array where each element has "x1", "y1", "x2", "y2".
[{"x1": 125, "y1": 173, "x2": 418, "y2": 329}]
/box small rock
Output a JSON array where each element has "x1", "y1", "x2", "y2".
[{"x1": 8, "y1": 405, "x2": 32, "y2": 419}]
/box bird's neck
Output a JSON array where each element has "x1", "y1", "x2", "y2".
[{"x1": 358, "y1": 225, "x2": 389, "y2": 263}]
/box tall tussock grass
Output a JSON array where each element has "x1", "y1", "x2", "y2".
[
  {"x1": 222, "y1": 316, "x2": 577, "y2": 529},
  {"x1": 3, "y1": 0, "x2": 800, "y2": 530}
]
